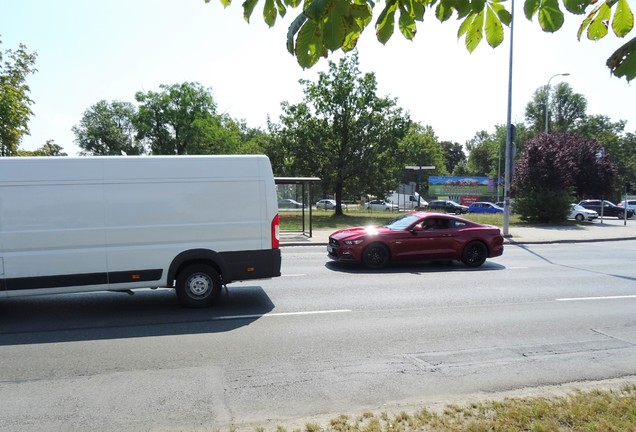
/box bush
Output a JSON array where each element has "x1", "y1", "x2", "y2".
[{"x1": 514, "y1": 189, "x2": 572, "y2": 223}]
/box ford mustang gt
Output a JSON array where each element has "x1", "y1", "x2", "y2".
[{"x1": 327, "y1": 212, "x2": 504, "y2": 269}]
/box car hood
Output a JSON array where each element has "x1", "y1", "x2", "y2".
[{"x1": 330, "y1": 225, "x2": 392, "y2": 240}]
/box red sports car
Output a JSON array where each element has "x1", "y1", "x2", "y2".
[{"x1": 327, "y1": 212, "x2": 504, "y2": 269}]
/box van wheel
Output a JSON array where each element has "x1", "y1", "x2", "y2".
[
  {"x1": 176, "y1": 264, "x2": 221, "y2": 308},
  {"x1": 461, "y1": 241, "x2": 487, "y2": 267}
]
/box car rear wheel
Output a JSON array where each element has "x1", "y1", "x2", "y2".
[
  {"x1": 575, "y1": 214, "x2": 584, "y2": 222},
  {"x1": 362, "y1": 243, "x2": 390, "y2": 269},
  {"x1": 461, "y1": 241, "x2": 487, "y2": 267},
  {"x1": 176, "y1": 264, "x2": 222, "y2": 308}
]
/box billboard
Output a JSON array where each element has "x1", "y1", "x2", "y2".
[{"x1": 429, "y1": 176, "x2": 502, "y2": 197}]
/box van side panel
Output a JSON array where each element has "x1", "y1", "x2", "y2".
[{"x1": 0, "y1": 155, "x2": 281, "y2": 298}]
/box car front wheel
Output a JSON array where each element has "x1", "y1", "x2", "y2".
[
  {"x1": 362, "y1": 243, "x2": 390, "y2": 269},
  {"x1": 461, "y1": 241, "x2": 487, "y2": 267},
  {"x1": 575, "y1": 214, "x2": 584, "y2": 222}
]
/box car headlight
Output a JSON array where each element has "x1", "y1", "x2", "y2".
[{"x1": 344, "y1": 239, "x2": 364, "y2": 245}]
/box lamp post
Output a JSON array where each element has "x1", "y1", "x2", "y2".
[
  {"x1": 502, "y1": 0, "x2": 515, "y2": 238},
  {"x1": 544, "y1": 72, "x2": 570, "y2": 133}
]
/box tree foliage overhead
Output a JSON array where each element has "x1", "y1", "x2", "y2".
[
  {"x1": 207, "y1": 0, "x2": 636, "y2": 81},
  {"x1": 0, "y1": 37, "x2": 37, "y2": 156},
  {"x1": 275, "y1": 52, "x2": 410, "y2": 215}
]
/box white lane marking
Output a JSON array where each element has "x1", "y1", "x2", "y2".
[
  {"x1": 507, "y1": 267, "x2": 529, "y2": 269},
  {"x1": 282, "y1": 273, "x2": 306, "y2": 277},
  {"x1": 214, "y1": 309, "x2": 352, "y2": 321},
  {"x1": 556, "y1": 295, "x2": 636, "y2": 302}
]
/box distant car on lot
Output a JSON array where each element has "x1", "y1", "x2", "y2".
[
  {"x1": 365, "y1": 200, "x2": 399, "y2": 211},
  {"x1": 327, "y1": 212, "x2": 504, "y2": 269},
  {"x1": 427, "y1": 200, "x2": 468, "y2": 214},
  {"x1": 467, "y1": 202, "x2": 504, "y2": 214},
  {"x1": 568, "y1": 204, "x2": 598, "y2": 222},
  {"x1": 578, "y1": 199, "x2": 634, "y2": 219},
  {"x1": 316, "y1": 199, "x2": 337, "y2": 210},
  {"x1": 617, "y1": 200, "x2": 636, "y2": 212},
  {"x1": 278, "y1": 198, "x2": 304, "y2": 209}
]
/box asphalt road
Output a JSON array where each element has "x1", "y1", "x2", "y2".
[{"x1": 1, "y1": 240, "x2": 636, "y2": 431}]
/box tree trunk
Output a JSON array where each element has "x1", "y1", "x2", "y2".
[{"x1": 334, "y1": 180, "x2": 344, "y2": 216}]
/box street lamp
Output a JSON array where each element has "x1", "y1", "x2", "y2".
[{"x1": 544, "y1": 72, "x2": 570, "y2": 133}]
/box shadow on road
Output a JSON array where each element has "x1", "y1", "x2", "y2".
[
  {"x1": 325, "y1": 260, "x2": 505, "y2": 274},
  {"x1": 0, "y1": 286, "x2": 274, "y2": 346}
]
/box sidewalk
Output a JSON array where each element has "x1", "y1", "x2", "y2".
[{"x1": 280, "y1": 219, "x2": 636, "y2": 246}]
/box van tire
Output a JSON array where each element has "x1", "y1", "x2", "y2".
[{"x1": 176, "y1": 264, "x2": 222, "y2": 308}]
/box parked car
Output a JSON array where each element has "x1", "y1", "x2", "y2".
[
  {"x1": 578, "y1": 199, "x2": 634, "y2": 219},
  {"x1": 617, "y1": 200, "x2": 636, "y2": 212},
  {"x1": 568, "y1": 204, "x2": 598, "y2": 222},
  {"x1": 278, "y1": 198, "x2": 304, "y2": 209},
  {"x1": 327, "y1": 212, "x2": 504, "y2": 269},
  {"x1": 365, "y1": 200, "x2": 399, "y2": 211},
  {"x1": 316, "y1": 199, "x2": 337, "y2": 210},
  {"x1": 467, "y1": 202, "x2": 504, "y2": 214},
  {"x1": 427, "y1": 200, "x2": 468, "y2": 214}
]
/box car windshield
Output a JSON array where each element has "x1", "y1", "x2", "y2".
[
  {"x1": 572, "y1": 204, "x2": 585, "y2": 210},
  {"x1": 384, "y1": 214, "x2": 421, "y2": 230}
]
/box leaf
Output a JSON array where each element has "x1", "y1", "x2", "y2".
[
  {"x1": 285, "y1": 0, "x2": 302, "y2": 7},
  {"x1": 612, "y1": 0, "x2": 634, "y2": 37},
  {"x1": 376, "y1": 0, "x2": 398, "y2": 45},
  {"x1": 524, "y1": 0, "x2": 540, "y2": 20},
  {"x1": 242, "y1": 0, "x2": 259, "y2": 22},
  {"x1": 399, "y1": 6, "x2": 417, "y2": 39},
  {"x1": 538, "y1": 0, "x2": 565, "y2": 32},
  {"x1": 577, "y1": 5, "x2": 598, "y2": 40},
  {"x1": 275, "y1": 0, "x2": 287, "y2": 17},
  {"x1": 287, "y1": 12, "x2": 307, "y2": 54},
  {"x1": 342, "y1": 4, "x2": 373, "y2": 50},
  {"x1": 472, "y1": 0, "x2": 486, "y2": 14},
  {"x1": 216, "y1": 0, "x2": 232, "y2": 7},
  {"x1": 466, "y1": 10, "x2": 484, "y2": 52},
  {"x1": 435, "y1": 0, "x2": 454, "y2": 22},
  {"x1": 607, "y1": 36, "x2": 636, "y2": 81},
  {"x1": 588, "y1": 2, "x2": 611, "y2": 40},
  {"x1": 485, "y1": 4, "x2": 504, "y2": 48},
  {"x1": 263, "y1": 0, "x2": 278, "y2": 27},
  {"x1": 324, "y1": 2, "x2": 347, "y2": 50},
  {"x1": 296, "y1": 19, "x2": 326, "y2": 69},
  {"x1": 458, "y1": 12, "x2": 472, "y2": 37},
  {"x1": 304, "y1": 0, "x2": 331, "y2": 21},
  {"x1": 455, "y1": 0, "x2": 472, "y2": 19},
  {"x1": 563, "y1": 0, "x2": 590, "y2": 15},
  {"x1": 490, "y1": 1, "x2": 511, "y2": 26}
]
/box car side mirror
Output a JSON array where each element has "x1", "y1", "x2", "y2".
[{"x1": 411, "y1": 225, "x2": 423, "y2": 233}]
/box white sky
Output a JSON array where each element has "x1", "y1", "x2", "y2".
[{"x1": 2, "y1": 0, "x2": 634, "y2": 156}]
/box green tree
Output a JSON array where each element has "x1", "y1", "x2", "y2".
[
  {"x1": 275, "y1": 52, "x2": 410, "y2": 215},
  {"x1": 576, "y1": 115, "x2": 636, "y2": 196},
  {"x1": 73, "y1": 100, "x2": 144, "y2": 155},
  {"x1": 465, "y1": 130, "x2": 499, "y2": 176},
  {"x1": 0, "y1": 37, "x2": 37, "y2": 156},
  {"x1": 16, "y1": 139, "x2": 67, "y2": 156},
  {"x1": 207, "y1": 0, "x2": 635, "y2": 81},
  {"x1": 135, "y1": 82, "x2": 218, "y2": 155},
  {"x1": 440, "y1": 140, "x2": 466, "y2": 175},
  {"x1": 397, "y1": 124, "x2": 447, "y2": 196},
  {"x1": 524, "y1": 83, "x2": 587, "y2": 134}
]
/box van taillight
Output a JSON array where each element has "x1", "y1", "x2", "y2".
[{"x1": 271, "y1": 214, "x2": 280, "y2": 249}]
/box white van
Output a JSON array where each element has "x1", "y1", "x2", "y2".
[
  {"x1": 387, "y1": 191, "x2": 427, "y2": 210},
  {"x1": 0, "y1": 155, "x2": 281, "y2": 307}
]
